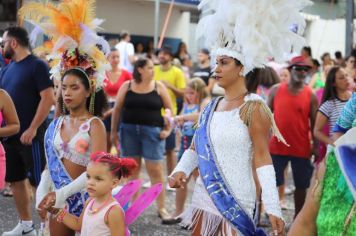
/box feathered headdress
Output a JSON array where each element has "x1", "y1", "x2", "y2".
[
  {"x1": 197, "y1": 0, "x2": 312, "y2": 75},
  {"x1": 18, "y1": 0, "x2": 110, "y2": 91}
]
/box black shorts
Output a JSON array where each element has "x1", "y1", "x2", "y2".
[
  {"x1": 3, "y1": 135, "x2": 46, "y2": 187},
  {"x1": 271, "y1": 154, "x2": 314, "y2": 189}
]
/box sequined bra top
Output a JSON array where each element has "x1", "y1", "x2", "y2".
[{"x1": 53, "y1": 116, "x2": 99, "y2": 167}]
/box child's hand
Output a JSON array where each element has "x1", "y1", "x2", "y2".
[
  {"x1": 160, "y1": 130, "x2": 170, "y2": 139},
  {"x1": 168, "y1": 172, "x2": 187, "y2": 188},
  {"x1": 38, "y1": 192, "x2": 56, "y2": 211}
]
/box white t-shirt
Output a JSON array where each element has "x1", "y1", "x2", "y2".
[{"x1": 115, "y1": 41, "x2": 135, "y2": 73}]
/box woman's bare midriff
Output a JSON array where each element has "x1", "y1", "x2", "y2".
[{"x1": 62, "y1": 158, "x2": 87, "y2": 179}]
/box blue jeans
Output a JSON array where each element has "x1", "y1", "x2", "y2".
[{"x1": 119, "y1": 123, "x2": 165, "y2": 161}]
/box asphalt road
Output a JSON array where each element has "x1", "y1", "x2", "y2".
[{"x1": 0, "y1": 161, "x2": 295, "y2": 236}]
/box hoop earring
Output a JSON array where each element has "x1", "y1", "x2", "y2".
[
  {"x1": 62, "y1": 100, "x2": 66, "y2": 114},
  {"x1": 89, "y1": 92, "x2": 95, "y2": 115}
]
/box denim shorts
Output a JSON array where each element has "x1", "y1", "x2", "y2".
[
  {"x1": 119, "y1": 123, "x2": 165, "y2": 161},
  {"x1": 271, "y1": 154, "x2": 314, "y2": 189}
]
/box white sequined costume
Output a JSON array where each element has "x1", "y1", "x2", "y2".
[{"x1": 173, "y1": 94, "x2": 281, "y2": 236}]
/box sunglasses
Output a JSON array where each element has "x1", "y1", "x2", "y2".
[{"x1": 293, "y1": 66, "x2": 310, "y2": 72}]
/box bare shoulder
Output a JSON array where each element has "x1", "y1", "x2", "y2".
[
  {"x1": 0, "y1": 89, "x2": 11, "y2": 107},
  {"x1": 156, "y1": 80, "x2": 166, "y2": 89},
  {"x1": 121, "y1": 80, "x2": 131, "y2": 90},
  {"x1": 107, "y1": 204, "x2": 124, "y2": 222},
  {"x1": 240, "y1": 99, "x2": 271, "y2": 125},
  {"x1": 89, "y1": 117, "x2": 106, "y2": 131},
  {"x1": 0, "y1": 89, "x2": 9, "y2": 99}
]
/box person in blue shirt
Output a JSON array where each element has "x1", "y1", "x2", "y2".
[{"x1": 0, "y1": 26, "x2": 55, "y2": 236}]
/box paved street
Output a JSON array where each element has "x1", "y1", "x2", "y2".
[{"x1": 0, "y1": 161, "x2": 295, "y2": 235}]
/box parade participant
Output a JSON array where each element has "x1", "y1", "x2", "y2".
[
  {"x1": 0, "y1": 89, "x2": 20, "y2": 190},
  {"x1": 19, "y1": 1, "x2": 110, "y2": 235},
  {"x1": 173, "y1": 78, "x2": 210, "y2": 222},
  {"x1": 0, "y1": 26, "x2": 55, "y2": 236},
  {"x1": 169, "y1": 0, "x2": 311, "y2": 235},
  {"x1": 52, "y1": 152, "x2": 137, "y2": 236},
  {"x1": 103, "y1": 48, "x2": 132, "y2": 152},
  {"x1": 289, "y1": 93, "x2": 356, "y2": 236}
]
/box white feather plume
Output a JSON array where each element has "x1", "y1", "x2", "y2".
[{"x1": 197, "y1": 0, "x2": 312, "y2": 75}]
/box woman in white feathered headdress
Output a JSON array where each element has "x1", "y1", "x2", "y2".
[{"x1": 169, "y1": 0, "x2": 311, "y2": 235}]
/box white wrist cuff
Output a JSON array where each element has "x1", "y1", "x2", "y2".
[
  {"x1": 36, "y1": 169, "x2": 54, "y2": 209},
  {"x1": 171, "y1": 149, "x2": 198, "y2": 177},
  {"x1": 54, "y1": 172, "x2": 87, "y2": 208},
  {"x1": 256, "y1": 165, "x2": 283, "y2": 219}
]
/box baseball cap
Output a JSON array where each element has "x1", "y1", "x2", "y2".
[{"x1": 288, "y1": 56, "x2": 312, "y2": 69}]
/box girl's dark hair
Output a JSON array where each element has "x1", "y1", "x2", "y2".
[
  {"x1": 302, "y1": 46, "x2": 312, "y2": 57},
  {"x1": 133, "y1": 58, "x2": 150, "y2": 83},
  {"x1": 233, "y1": 59, "x2": 279, "y2": 93},
  {"x1": 321, "y1": 66, "x2": 341, "y2": 103},
  {"x1": 90, "y1": 152, "x2": 138, "y2": 179},
  {"x1": 312, "y1": 59, "x2": 320, "y2": 67},
  {"x1": 58, "y1": 68, "x2": 108, "y2": 116},
  {"x1": 245, "y1": 67, "x2": 280, "y2": 93}
]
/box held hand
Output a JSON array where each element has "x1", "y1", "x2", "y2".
[
  {"x1": 168, "y1": 172, "x2": 187, "y2": 189},
  {"x1": 38, "y1": 192, "x2": 56, "y2": 210},
  {"x1": 20, "y1": 127, "x2": 37, "y2": 145},
  {"x1": 268, "y1": 215, "x2": 285, "y2": 236},
  {"x1": 174, "y1": 116, "x2": 185, "y2": 126}
]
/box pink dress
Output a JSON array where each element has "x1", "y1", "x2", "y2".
[
  {"x1": 81, "y1": 199, "x2": 122, "y2": 236},
  {"x1": 0, "y1": 112, "x2": 5, "y2": 189}
]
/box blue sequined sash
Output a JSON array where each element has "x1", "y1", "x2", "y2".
[
  {"x1": 45, "y1": 117, "x2": 88, "y2": 216},
  {"x1": 194, "y1": 98, "x2": 266, "y2": 236}
]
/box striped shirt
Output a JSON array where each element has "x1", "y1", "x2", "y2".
[{"x1": 319, "y1": 98, "x2": 349, "y2": 137}]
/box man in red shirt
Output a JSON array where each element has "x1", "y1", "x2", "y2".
[{"x1": 268, "y1": 56, "x2": 319, "y2": 217}]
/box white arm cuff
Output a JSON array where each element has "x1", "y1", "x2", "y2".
[
  {"x1": 54, "y1": 172, "x2": 87, "y2": 208},
  {"x1": 36, "y1": 169, "x2": 54, "y2": 209},
  {"x1": 171, "y1": 149, "x2": 198, "y2": 177},
  {"x1": 256, "y1": 165, "x2": 283, "y2": 219}
]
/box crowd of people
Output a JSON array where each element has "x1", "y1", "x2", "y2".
[{"x1": 0, "y1": 0, "x2": 355, "y2": 236}]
